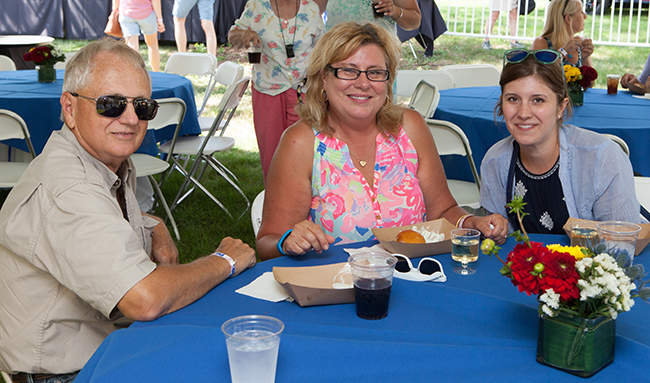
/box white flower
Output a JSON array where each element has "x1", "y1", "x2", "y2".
[{"x1": 540, "y1": 289, "x2": 560, "y2": 310}]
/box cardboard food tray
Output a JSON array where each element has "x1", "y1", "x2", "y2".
[
  {"x1": 372, "y1": 218, "x2": 456, "y2": 258},
  {"x1": 273, "y1": 262, "x2": 355, "y2": 307},
  {"x1": 562, "y1": 217, "x2": 650, "y2": 256}
]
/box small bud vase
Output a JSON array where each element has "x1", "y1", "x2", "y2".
[
  {"x1": 567, "y1": 84, "x2": 584, "y2": 106},
  {"x1": 536, "y1": 312, "x2": 615, "y2": 377},
  {"x1": 36, "y1": 65, "x2": 56, "y2": 83}
]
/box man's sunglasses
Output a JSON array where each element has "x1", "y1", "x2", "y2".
[
  {"x1": 503, "y1": 49, "x2": 561, "y2": 67},
  {"x1": 393, "y1": 254, "x2": 446, "y2": 282},
  {"x1": 70, "y1": 92, "x2": 159, "y2": 121}
]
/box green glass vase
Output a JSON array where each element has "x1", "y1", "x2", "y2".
[
  {"x1": 536, "y1": 312, "x2": 615, "y2": 378},
  {"x1": 36, "y1": 64, "x2": 56, "y2": 83},
  {"x1": 568, "y1": 85, "x2": 584, "y2": 106}
]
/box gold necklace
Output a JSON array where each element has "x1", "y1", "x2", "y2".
[{"x1": 335, "y1": 132, "x2": 376, "y2": 167}]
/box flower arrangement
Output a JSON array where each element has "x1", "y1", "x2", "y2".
[
  {"x1": 22, "y1": 44, "x2": 65, "y2": 66},
  {"x1": 482, "y1": 197, "x2": 650, "y2": 320},
  {"x1": 564, "y1": 64, "x2": 598, "y2": 90}
]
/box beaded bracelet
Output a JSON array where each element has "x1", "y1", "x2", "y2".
[
  {"x1": 277, "y1": 229, "x2": 293, "y2": 256},
  {"x1": 211, "y1": 252, "x2": 236, "y2": 278}
]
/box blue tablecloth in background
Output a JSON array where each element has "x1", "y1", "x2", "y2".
[
  {"x1": 433, "y1": 87, "x2": 650, "y2": 181},
  {"x1": 75, "y1": 234, "x2": 650, "y2": 382},
  {"x1": 0, "y1": 69, "x2": 201, "y2": 157}
]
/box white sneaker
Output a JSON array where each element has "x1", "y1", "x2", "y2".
[
  {"x1": 481, "y1": 41, "x2": 492, "y2": 50},
  {"x1": 510, "y1": 41, "x2": 526, "y2": 49}
]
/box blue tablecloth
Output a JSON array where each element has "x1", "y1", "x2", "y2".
[
  {"x1": 0, "y1": 69, "x2": 201, "y2": 156},
  {"x1": 74, "y1": 234, "x2": 650, "y2": 382},
  {"x1": 433, "y1": 87, "x2": 650, "y2": 181}
]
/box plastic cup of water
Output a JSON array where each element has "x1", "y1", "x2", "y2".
[
  {"x1": 596, "y1": 221, "x2": 641, "y2": 264},
  {"x1": 222, "y1": 315, "x2": 284, "y2": 383}
]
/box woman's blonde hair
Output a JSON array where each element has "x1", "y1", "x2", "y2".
[
  {"x1": 540, "y1": 0, "x2": 583, "y2": 49},
  {"x1": 296, "y1": 22, "x2": 403, "y2": 136}
]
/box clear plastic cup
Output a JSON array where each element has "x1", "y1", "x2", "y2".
[
  {"x1": 606, "y1": 74, "x2": 620, "y2": 95},
  {"x1": 570, "y1": 221, "x2": 599, "y2": 249},
  {"x1": 348, "y1": 252, "x2": 397, "y2": 320},
  {"x1": 222, "y1": 315, "x2": 284, "y2": 383},
  {"x1": 596, "y1": 221, "x2": 641, "y2": 263}
]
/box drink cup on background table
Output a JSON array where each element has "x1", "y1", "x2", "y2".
[
  {"x1": 451, "y1": 229, "x2": 480, "y2": 275},
  {"x1": 222, "y1": 315, "x2": 284, "y2": 383},
  {"x1": 596, "y1": 221, "x2": 641, "y2": 264},
  {"x1": 247, "y1": 41, "x2": 261, "y2": 64},
  {"x1": 571, "y1": 221, "x2": 599, "y2": 248},
  {"x1": 348, "y1": 252, "x2": 397, "y2": 320},
  {"x1": 607, "y1": 74, "x2": 620, "y2": 95}
]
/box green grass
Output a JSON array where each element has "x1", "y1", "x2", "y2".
[{"x1": 1, "y1": 35, "x2": 647, "y2": 265}]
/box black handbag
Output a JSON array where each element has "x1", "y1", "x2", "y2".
[{"x1": 519, "y1": 0, "x2": 536, "y2": 15}]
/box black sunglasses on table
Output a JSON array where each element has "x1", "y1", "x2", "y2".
[{"x1": 70, "y1": 92, "x2": 159, "y2": 121}]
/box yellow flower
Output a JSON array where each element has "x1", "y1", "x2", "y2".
[
  {"x1": 546, "y1": 244, "x2": 587, "y2": 259},
  {"x1": 563, "y1": 65, "x2": 582, "y2": 85}
]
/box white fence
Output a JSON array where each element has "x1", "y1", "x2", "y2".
[{"x1": 437, "y1": 0, "x2": 650, "y2": 47}]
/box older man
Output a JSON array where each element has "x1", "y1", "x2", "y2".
[{"x1": 0, "y1": 38, "x2": 256, "y2": 383}]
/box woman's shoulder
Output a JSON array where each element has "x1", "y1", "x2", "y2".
[
  {"x1": 532, "y1": 36, "x2": 550, "y2": 50},
  {"x1": 283, "y1": 120, "x2": 318, "y2": 145},
  {"x1": 484, "y1": 135, "x2": 515, "y2": 159}
]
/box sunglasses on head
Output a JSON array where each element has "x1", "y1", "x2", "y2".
[
  {"x1": 70, "y1": 92, "x2": 159, "y2": 121},
  {"x1": 503, "y1": 49, "x2": 561, "y2": 67},
  {"x1": 393, "y1": 254, "x2": 447, "y2": 282}
]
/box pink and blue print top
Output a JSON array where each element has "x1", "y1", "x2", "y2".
[{"x1": 310, "y1": 127, "x2": 427, "y2": 244}]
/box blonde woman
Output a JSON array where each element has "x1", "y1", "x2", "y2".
[{"x1": 532, "y1": 0, "x2": 594, "y2": 70}]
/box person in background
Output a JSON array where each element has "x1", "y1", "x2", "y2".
[
  {"x1": 482, "y1": 0, "x2": 525, "y2": 50},
  {"x1": 172, "y1": 0, "x2": 218, "y2": 56},
  {"x1": 114, "y1": 0, "x2": 165, "y2": 71},
  {"x1": 256, "y1": 22, "x2": 508, "y2": 261},
  {"x1": 621, "y1": 51, "x2": 650, "y2": 91},
  {"x1": 228, "y1": 0, "x2": 324, "y2": 181},
  {"x1": 0, "y1": 38, "x2": 256, "y2": 383},
  {"x1": 314, "y1": 0, "x2": 421, "y2": 33},
  {"x1": 532, "y1": 0, "x2": 594, "y2": 70},
  {"x1": 480, "y1": 49, "x2": 640, "y2": 234}
]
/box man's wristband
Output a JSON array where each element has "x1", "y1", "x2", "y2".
[
  {"x1": 276, "y1": 229, "x2": 292, "y2": 256},
  {"x1": 211, "y1": 252, "x2": 236, "y2": 277}
]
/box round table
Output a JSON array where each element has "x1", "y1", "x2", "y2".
[
  {"x1": 433, "y1": 86, "x2": 650, "y2": 180},
  {"x1": 0, "y1": 69, "x2": 201, "y2": 157},
  {"x1": 0, "y1": 35, "x2": 55, "y2": 70}
]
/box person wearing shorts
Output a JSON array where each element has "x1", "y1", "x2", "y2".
[
  {"x1": 481, "y1": 0, "x2": 524, "y2": 50},
  {"x1": 114, "y1": 0, "x2": 165, "y2": 71},
  {"x1": 173, "y1": 0, "x2": 217, "y2": 56}
]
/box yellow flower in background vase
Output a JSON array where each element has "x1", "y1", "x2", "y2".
[{"x1": 546, "y1": 244, "x2": 587, "y2": 259}]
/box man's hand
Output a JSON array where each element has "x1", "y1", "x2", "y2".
[
  {"x1": 215, "y1": 237, "x2": 256, "y2": 276},
  {"x1": 148, "y1": 214, "x2": 179, "y2": 264}
]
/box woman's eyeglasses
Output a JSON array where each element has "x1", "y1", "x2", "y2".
[
  {"x1": 70, "y1": 93, "x2": 159, "y2": 121},
  {"x1": 393, "y1": 254, "x2": 446, "y2": 282},
  {"x1": 503, "y1": 49, "x2": 561, "y2": 66},
  {"x1": 326, "y1": 64, "x2": 390, "y2": 82}
]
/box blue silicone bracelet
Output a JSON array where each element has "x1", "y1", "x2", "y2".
[{"x1": 276, "y1": 229, "x2": 293, "y2": 255}]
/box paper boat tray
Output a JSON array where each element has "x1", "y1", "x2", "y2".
[
  {"x1": 273, "y1": 262, "x2": 355, "y2": 307},
  {"x1": 562, "y1": 217, "x2": 650, "y2": 256},
  {"x1": 372, "y1": 218, "x2": 456, "y2": 258}
]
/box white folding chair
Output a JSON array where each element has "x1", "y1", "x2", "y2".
[
  {"x1": 408, "y1": 79, "x2": 440, "y2": 118},
  {"x1": 0, "y1": 55, "x2": 17, "y2": 71},
  {"x1": 635, "y1": 176, "x2": 650, "y2": 222},
  {"x1": 0, "y1": 110, "x2": 36, "y2": 188},
  {"x1": 160, "y1": 76, "x2": 251, "y2": 219},
  {"x1": 602, "y1": 133, "x2": 630, "y2": 156},
  {"x1": 130, "y1": 98, "x2": 186, "y2": 240},
  {"x1": 251, "y1": 189, "x2": 265, "y2": 236},
  {"x1": 396, "y1": 69, "x2": 455, "y2": 98},
  {"x1": 425, "y1": 118, "x2": 481, "y2": 209},
  {"x1": 440, "y1": 64, "x2": 501, "y2": 88},
  {"x1": 164, "y1": 52, "x2": 218, "y2": 117},
  {"x1": 54, "y1": 51, "x2": 77, "y2": 70},
  {"x1": 198, "y1": 61, "x2": 244, "y2": 132}
]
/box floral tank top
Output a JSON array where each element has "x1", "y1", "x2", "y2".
[{"x1": 310, "y1": 127, "x2": 427, "y2": 244}]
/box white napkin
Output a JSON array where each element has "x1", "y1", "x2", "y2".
[
  {"x1": 235, "y1": 272, "x2": 293, "y2": 303},
  {"x1": 343, "y1": 244, "x2": 393, "y2": 257}
]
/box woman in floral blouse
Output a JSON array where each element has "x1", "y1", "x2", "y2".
[{"x1": 229, "y1": 0, "x2": 324, "y2": 181}]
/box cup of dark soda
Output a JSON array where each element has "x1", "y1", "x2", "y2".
[
  {"x1": 247, "y1": 42, "x2": 261, "y2": 64},
  {"x1": 348, "y1": 252, "x2": 397, "y2": 320}
]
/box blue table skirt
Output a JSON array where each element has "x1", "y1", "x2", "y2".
[
  {"x1": 434, "y1": 87, "x2": 650, "y2": 181},
  {"x1": 0, "y1": 69, "x2": 201, "y2": 157},
  {"x1": 75, "y1": 234, "x2": 650, "y2": 382}
]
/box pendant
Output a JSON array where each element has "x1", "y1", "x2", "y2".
[
  {"x1": 285, "y1": 44, "x2": 295, "y2": 58},
  {"x1": 359, "y1": 160, "x2": 367, "y2": 167}
]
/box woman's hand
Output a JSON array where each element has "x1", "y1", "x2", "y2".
[
  {"x1": 280, "y1": 220, "x2": 336, "y2": 256},
  {"x1": 464, "y1": 214, "x2": 509, "y2": 245},
  {"x1": 580, "y1": 37, "x2": 594, "y2": 60},
  {"x1": 621, "y1": 73, "x2": 639, "y2": 88},
  {"x1": 228, "y1": 29, "x2": 262, "y2": 50}
]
